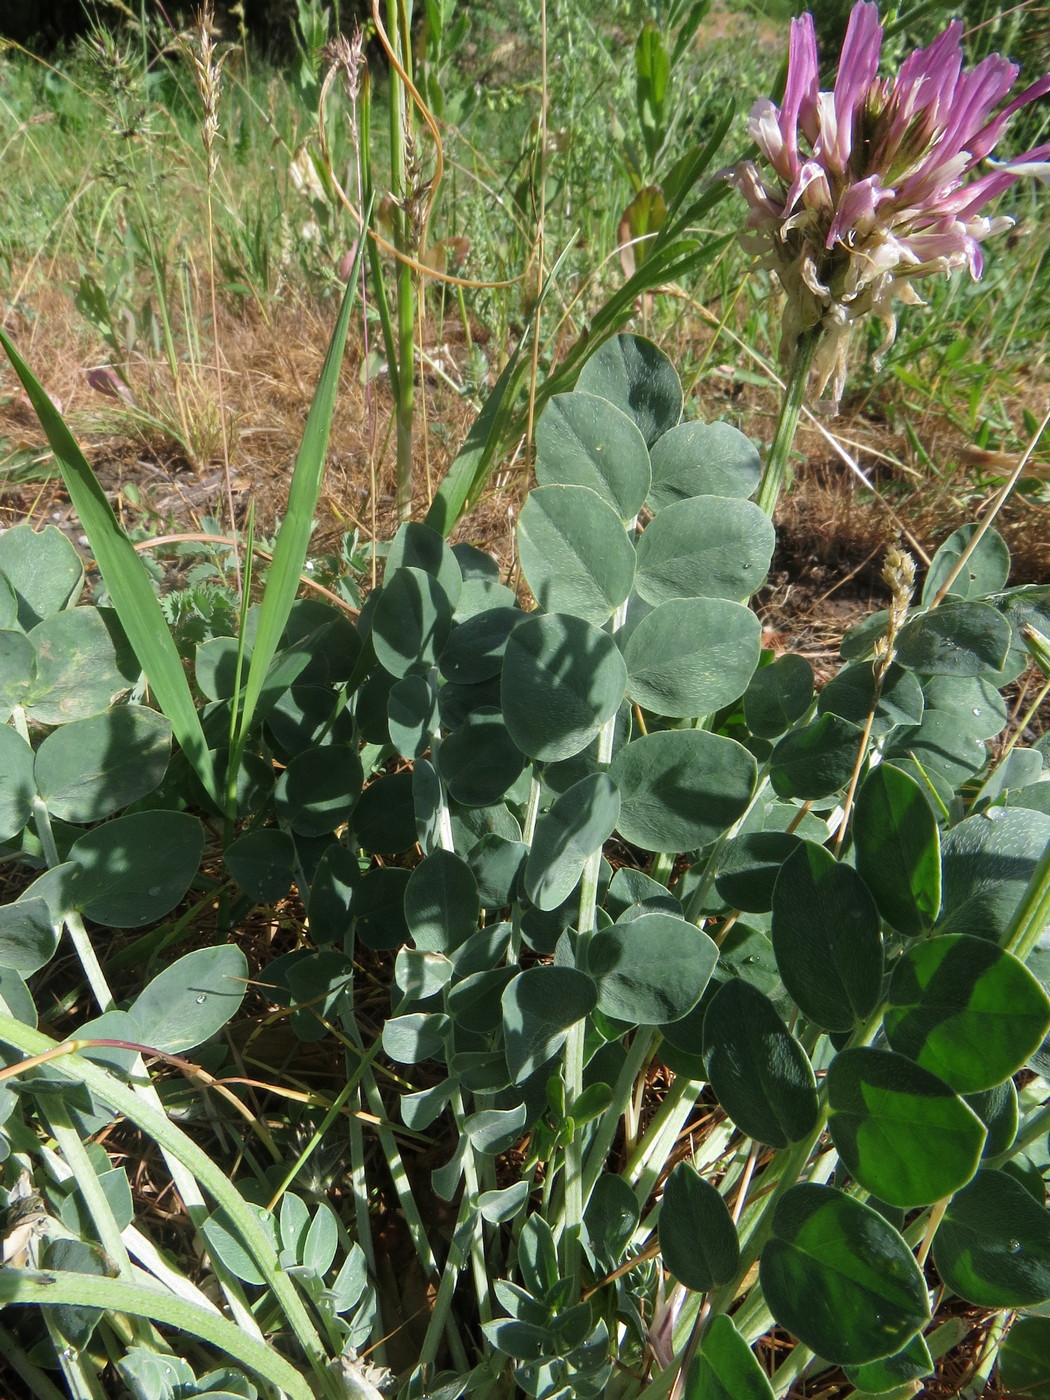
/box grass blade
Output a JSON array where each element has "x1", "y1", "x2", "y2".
[
  {"x1": 0, "y1": 327, "x2": 220, "y2": 806},
  {"x1": 0, "y1": 1271, "x2": 314, "y2": 1400},
  {"x1": 425, "y1": 238, "x2": 579, "y2": 537},
  {"x1": 0, "y1": 1013, "x2": 332, "y2": 1393},
  {"x1": 235, "y1": 228, "x2": 368, "y2": 752},
  {"x1": 425, "y1": 340, "x2": 530, "y2": 536}
]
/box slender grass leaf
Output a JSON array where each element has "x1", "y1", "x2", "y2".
[
  {"x1": 0, "y1": 1013, "x2": 328, "y2": 1378},
  {"x1": 0, "y1": 1269, "x2": 313, "y2": 1400},
  {"x1": 237, "y1": 248, "x2": 363, "y2": 753},
  {"x1": 424, "y1": 240, "x2": 578, "y2": 536},
  {"x1": 0, "y1": 327, "x2": 219, "y2": 804},
  {"x1": 425, "y1": 346, "x2": 529, "y2": 536}
]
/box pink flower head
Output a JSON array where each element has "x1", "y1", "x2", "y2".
[{"x1": 730, "y1": 0, "x2": 1050, "y2": 406}]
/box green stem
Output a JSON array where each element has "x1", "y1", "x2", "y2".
[
  {"x1": 769, "y1": 1341, "x2": 816, "y2": 1397},
  {"x1": 581, "y1": 1029, "x2": 656, "y2": 1201},
  {"x1": 416, "y1": 1191, "x2": 480, "y2": 1370},
  {"x1": 559, "y1": 1018, "x2": 586, "y2": 1279},
  {"x1": 451, "y1": 1088, "x2": 493, "y2": 1328},
  {"x1": 1004, "y1": 837, "x2": 1050, "y2": 963},
  {"x1": 0, "y1": 1322, "x2": 66, "y2": 1400},
  {"x1": 266, "y1": 1034, "x2": 384, "y2": 1207},
  {"x1": 991, "y1": 1101, "x2": 1050, "y2": 1166},
  {"x1": 387, "y1": 0, "x2": 416, "y2": 523},
  {"x1": 650, "y1": 851, "x2": 675, "y2": 887},
  {"x1": 26, "y1": 792, "x2": 113, "y2": 1013},
  {"x1": 559, "y1": 653, "x2": 625, "y2": 1277},
  {"x1": 0, "y1": 1015, "x2": 334, "y2": 1393},
  {"x1": 44, "y1": 1105, "x2": 133, "y2": 1276},
  {"x1": 754, "y1": 327, "x2": 821, "y2": 518}
]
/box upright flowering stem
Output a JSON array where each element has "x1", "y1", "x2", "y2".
[
  {"x1": 732, "y1": 1, "x2": 1050, "y2": 414},
  {"x1": 755, "y1": 324, "x2": 821, "y2": 517}
]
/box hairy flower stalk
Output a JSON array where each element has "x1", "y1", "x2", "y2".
[{"x1": 735, "y1": 0, "x2": 1050, "y2": 512}]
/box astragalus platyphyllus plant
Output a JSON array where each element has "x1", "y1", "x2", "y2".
[{"x1": 734, "y1": 0, "x2": 1050, "y2": 510}]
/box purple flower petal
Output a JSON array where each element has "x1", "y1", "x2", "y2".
[
  {"x1": 729, "y1": 0, "x2": 1050, "y2": 403},
  {"x1": 784, "y1": 13, "x2": 820, "y2": 158},
  {"x1": 785, "y1": 159, "x2": 833, "y2": 217},
  {"x1": 829, "y1": 0, "x2": 882, "y2": 173},
  {"x1": 971, "y1": 73, "x2": 1050, "y2": 161},
  {"x1": 826, "y1": 175, "x2": 890, "y2": 247}
]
